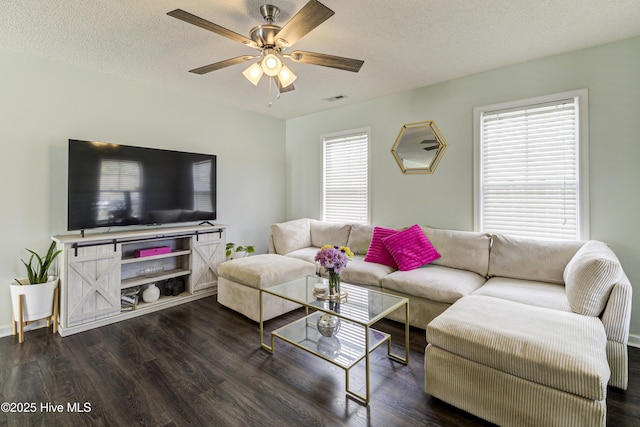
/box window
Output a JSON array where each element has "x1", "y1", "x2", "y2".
[
  {"x1": 193, "y1": 160, "x2": 213, "y2": 211},
  {"x1": 474, "y1": 89, "x2": 589, "y2": 240},
  {"x1": 98, "y1": 159, "x2": 142, "y2": 224},
  {"x1": 321, "y1": 129, "x2": 370, "y2": 224}
]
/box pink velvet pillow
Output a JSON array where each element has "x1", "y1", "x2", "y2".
[
  {"x1": 382, "y1": 224, "x2": 441, "y2": 271},
  {"x1": 364, "y1": 226, "x2": 399, "y2": 268}
]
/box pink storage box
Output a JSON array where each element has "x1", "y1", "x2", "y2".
[{"x1": 135, "y1": 246, "x2": 172, "y2": 257}]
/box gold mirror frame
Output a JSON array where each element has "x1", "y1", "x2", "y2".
[{"x1": 391, "y1": 120, "x2": 448, "y2": 174}]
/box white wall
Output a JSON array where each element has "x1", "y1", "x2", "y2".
[
  {"x1": 0, "y1": 49, "x2": 286, "y2": 332},
  {"x1": 286, "y1": 36, "x2": 640, "y2": 337}
]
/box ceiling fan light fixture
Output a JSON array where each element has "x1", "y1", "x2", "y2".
[
  {"x1": 277, "y1": 65, "x2": 297, "y2": 88},
  {"x1": 242, "y1": 62, "x2": 263, "y2": 85},
  {"x1": 261, "y1": 49, "x2": 282, "y2": 76}
]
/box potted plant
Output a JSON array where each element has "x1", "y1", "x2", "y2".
[
  {"x1": 9, "y1": 241, "x2": 62, "y2": 342},
  {"x1": 225, "y1": 243, "x2": 255, "y2": 259}
]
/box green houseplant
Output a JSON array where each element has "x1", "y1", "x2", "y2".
[
  {"x1": 15, "y1": 241, "x2": 62, "y2": 285},
  {"x1": 10, "y1": 241, "x2": 62, "y2": 342},
  {"x1": 226, "y1": 243, "x2": 255, "y2": 259}
]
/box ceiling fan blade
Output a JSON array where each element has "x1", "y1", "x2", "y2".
[
  {"x1": 287, "y1": 51, "x2": 364, "y2": 72},
  {"x1": 189, "y1": 56, "x2": 256, "y2": 75},
  {"x1": 275, "y1": 0, "x2": 334, "y2": 48},
  {"x1": 167, "y1": 9, "x2": 258, "y2": 49},
  {"x1": 274, "y1": 77, "x2": 296, "y2": 93}
]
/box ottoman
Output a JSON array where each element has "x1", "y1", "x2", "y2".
[
  {"x1": 425, "y1": 295, "x2": 610, "y2": 427},
  {"x1": 217, "y1": 254, "x2": 316, "y2": 321}
]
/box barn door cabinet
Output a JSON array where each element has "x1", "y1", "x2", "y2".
[{"x1": 53, "y1": 224, "x2": 226, "y2": 336}]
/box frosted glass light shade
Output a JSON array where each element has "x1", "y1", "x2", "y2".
[
  {"x1": 277, "y1": 65, "x2": 297, "y2": 88},
  {"x1": 242, "y1": 63, "x2": 263, "y2": 86},
  {"x1": 261, "y1": 52, "x2": 282, "y2": 76}
]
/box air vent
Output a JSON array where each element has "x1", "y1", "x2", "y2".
[{"x1": 324, "y1": 94, "x2": 348, "y2": 102}]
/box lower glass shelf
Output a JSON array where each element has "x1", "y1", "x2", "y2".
[{"x1": 271, "y1": 311, "x2": 390, "y2": 369}]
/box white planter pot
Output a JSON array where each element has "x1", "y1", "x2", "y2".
[
  {"x1": 10, "y1": 276, "x2": 58, "y2": 322},
  {"x1": 229, "y1": 251, "x2": 247, "y2": 260}
]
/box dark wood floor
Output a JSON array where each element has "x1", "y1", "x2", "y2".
[{"x1": 1, "y1": 296, "x2": 639, "y2": 426}]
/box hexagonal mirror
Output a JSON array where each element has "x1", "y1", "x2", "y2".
[{"x1": 391, "y1": 120, "x2": 448, "y2": 174}]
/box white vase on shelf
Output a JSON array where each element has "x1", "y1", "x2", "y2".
[{"x1": 142, "y1": 283, "x2": 160, "y2": 303}]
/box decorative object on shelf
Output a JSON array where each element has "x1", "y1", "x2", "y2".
[
  {"x1": 121, "y1": 287, "x2": 140, "y2": 311},
  {"x1": 316, "y1": 312, "x2": 341, "y2": 337},
  {"x1": 134, "y1": 246, "x2": 172, "y2": 258},
  {"x1": 226, "y1": 243, "x2": 255, "y2": 259},
  {"x1": 142, "y1": 283, "x2": 160, "y2": 303},
  {"x1": 391, "y1": 120, "x2": 448, "y2": 174},
  {"x1": 317, "y1": 336, "x2": 341, "y2": 359},
  {"x1": 10, "y1": 241, "x2": 62, "y2": 343},
  {"x1": 314, "y1": 245, "x2": 353, "y2": 299},
  {"x1": 137, "y1": 265, "x2": 164, "y2": 277},
  {"x1": 163, "y1": 277, "x2": 185, "y2": 296}
]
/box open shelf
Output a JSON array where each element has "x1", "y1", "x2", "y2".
[
  {"x1": 121, "y1": 268, "x2": 191, "y2": 289},
  {"x1": 121, "y1": 249, "x2": 191, "y2": 265},
  {"x1": 123, "y1": 291, "x2": 190, "y2": 312}
]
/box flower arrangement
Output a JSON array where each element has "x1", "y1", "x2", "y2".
[{"x1": 315, "y1": 245, "x2": 353, "y2": 295}]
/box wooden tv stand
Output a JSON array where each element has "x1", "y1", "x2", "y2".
[{"x1": 53, "y1": 224, "x2": 226, "y2": 336}]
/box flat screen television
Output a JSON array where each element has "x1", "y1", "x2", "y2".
[{"x1": 68, "y1": 139, "x2": 216, "y2": 231}]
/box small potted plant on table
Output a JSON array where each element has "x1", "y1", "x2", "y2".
[
  {"x1": 10, "y1": 241, "x2": 61, "y2": 343},
  {"x1": 225, "y1": 243, "x2": 255, "y2": 259}
]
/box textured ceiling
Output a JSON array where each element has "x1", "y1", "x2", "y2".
[{"x1": 2, "y1": 1, "x2": 640, "y2": 119}]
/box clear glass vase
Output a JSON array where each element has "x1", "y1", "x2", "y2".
[{"x1": 328, "y1": 271, "x2": 340, "y2": 296}]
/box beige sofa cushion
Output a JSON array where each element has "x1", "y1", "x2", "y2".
[
  {"x1": 340, "y1": 255, "x2": 394, "y2": 287},
  {"x1": 488, "y1": 233, "x2": 583, "y2": 284},
  {"x1": 310, "y1": 219, "x2": 351, "y2": 248},
  {"x1": 271, "y1": 218, "x2": 312, "y2": 255},
  {"x1": 473, "y1": 277, "x2": 571, "y2": 312},
  {"x1": 427, "y1": 295, "x2": 610, "y2": 401},
  {"x1": 284, "y1": 247, "x2": 318, "y2": 265},
  {"x1": 564, "y1": 240, "x2": 623, "y2": 316},
  {"x1": 346, "y1": 223, "x2": 375, "y2": 255},
  {"x1": 382, "y1": 265, "x2": 486, "y2": 304},
  {"x1": 422, "y1": 227, "x2": 491, "y2": 277}
]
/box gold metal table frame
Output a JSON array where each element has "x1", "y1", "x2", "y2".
[{"x1": 259, "y1": 276, "x2": 409, "y2": 404}]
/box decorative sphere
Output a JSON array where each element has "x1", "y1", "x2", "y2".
[
  {"x1": 317, "y1": 336, "x2": 341, "y2": 359},
  {"x1": 316, "y1": 312, "x2": 341, "y2": 337}
]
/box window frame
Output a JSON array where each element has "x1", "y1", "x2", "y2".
[
  {"x1": 473, "y1": 89, "x2": 589, "y2": 240},
  {"x1": 320, "y1": 127, "x2": 371, "y2": 224}
]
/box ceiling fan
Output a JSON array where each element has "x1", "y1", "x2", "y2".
[{"x1": 167, "y1": 0, "x2": 364, "y2": 94}]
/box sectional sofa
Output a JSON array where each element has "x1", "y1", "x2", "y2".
[{"x1": 219, "y1": 217, "x2": 632, "y2": 425}]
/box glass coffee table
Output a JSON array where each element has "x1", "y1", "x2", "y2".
[{"x1": 259, "y1": 275, "x2": 409, "y2": 404}]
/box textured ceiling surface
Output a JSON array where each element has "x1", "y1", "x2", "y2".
[{"x1": 2, "y1": 1, "x2": 640, "y2": 119}]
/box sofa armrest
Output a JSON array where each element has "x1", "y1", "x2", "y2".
[
  {"x1": 600, "y1": 273, "x2": 632, "y2": 344},
  {"x1": 600, "y1": 273, "x2": 632, "y2": 389}
]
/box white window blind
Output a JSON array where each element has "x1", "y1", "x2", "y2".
[
  {"x1": 476, "y1": 91, "x2": 588, "y2": 240},
  {"x1": 193, "y1": 159, "x2": 213, "y2": 211},
  {"x1": 322, "y1": 130, "x2": 369, "y2": 224},
  {"x1": 98, "y1": 159, "x2": 141, "y2": 222}
]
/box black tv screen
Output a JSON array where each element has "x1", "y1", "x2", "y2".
[{"x1": 68, "y1": 139, "x2": 216, "y2": 231}]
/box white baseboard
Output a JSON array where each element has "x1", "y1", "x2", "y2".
[
  {"x1": 628, "y1": 333, "x2": 640, "y2": 348},
  {"x1": 0, "y1": 320, "x2": 49, "y2": 339}
]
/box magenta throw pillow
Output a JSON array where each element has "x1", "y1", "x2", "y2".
[
  {"x1": 364, "y1": 226, "x2": 399, "y2": 268},
  {"x1": 382, "y1": 224, "x2": 441, "y2": 271}
]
